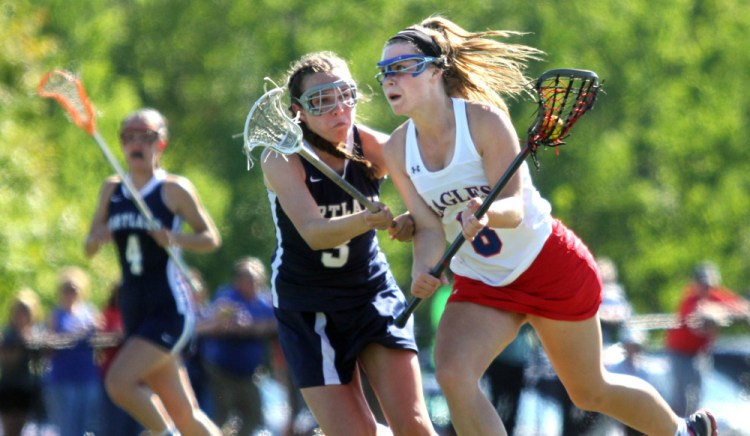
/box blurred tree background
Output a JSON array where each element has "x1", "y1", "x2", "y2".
[{"x1": 2, "y1": 0, "x2": 749, "y2": 341}]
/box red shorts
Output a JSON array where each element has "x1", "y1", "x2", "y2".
[{"x1": 449, "y1": 219, "x2": 602, "y2": 321}]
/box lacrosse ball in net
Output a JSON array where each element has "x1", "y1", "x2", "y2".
[{"x1": 541, "y1": 115, "x2": 564, "y2": 140}]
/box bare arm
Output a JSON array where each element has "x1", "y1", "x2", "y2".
[
  {"x1": 261, "y1": 148, "x2": 392, "y2": 250},
  {"x1": 458, "y1": 103, "x2": 526, "y2": 241},
  {"x1": 158, "y1": 176, "x2": 222, "y2": 253},
  {"x1": 84, "y1": 177, "x2": 118, "y2": 258}
]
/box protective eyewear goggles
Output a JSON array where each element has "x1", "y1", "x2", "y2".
[
  {"x1": 120, "y1": 130, "x2": 161, "y2": 145},
  {"x1": 296, "y1": 79, "x2": 358, "y2": 116},
  {"x1": 375, "y1": 55, "x2": 437, "y2": 85}
]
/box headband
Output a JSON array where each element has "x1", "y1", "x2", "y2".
[{"x1": 387, "y1": 28, "x2": 442, "y2": 58}]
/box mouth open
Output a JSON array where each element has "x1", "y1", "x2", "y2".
[{"x1": 387, "y1": 93, "x2": 402, "y2": 103}]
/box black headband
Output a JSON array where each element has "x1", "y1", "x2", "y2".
[{"x1": 388, "y1": 28, "x2": 442, "y2": 58}]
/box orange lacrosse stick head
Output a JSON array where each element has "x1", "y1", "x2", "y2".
[{"x1": 37, "y1": 70, "x2": 97, "y2": 135}]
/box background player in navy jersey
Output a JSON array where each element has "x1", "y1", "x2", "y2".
[
  {"x1": 259, "y1": 51, "x2": 435, "y2": 436},
  {"x1": 84, "y1": 108, "x2": 222, "y2": 436}
]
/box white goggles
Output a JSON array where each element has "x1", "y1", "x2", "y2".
[{"x1": 296, "y1": 79, "x2": 358, "y2": 116}]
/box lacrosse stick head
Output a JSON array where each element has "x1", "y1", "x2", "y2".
[
  {"x1": 526, "y1": 68, "x2": 600, "y2": 150},
  {"x1": 38, "y1": 70, "x2": 97, "y2": 135},
  {"x1": 242, "y1": 86, "x2": 304, "y2": 166}
]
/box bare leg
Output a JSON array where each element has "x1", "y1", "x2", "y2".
[
  {"x1": 433, "y1": 302, "x2": 525, "y2": 436},
  {"x1": 105, "y1": 338, "x2": 174, "y2": 432},
  {"x1": 529, "y1": 314, "x2": 680, "y2": 436},
  {"x1": 105, "y1": 337, "x2": 221, "y2": 435},
  {"x1": 300, "y1": 369, "x2": 381, "y2": 436},
  {"x1": 144, "y1": 359, "x2": 221, "y2": 435},
  {"x1": 358, "y1": 344, "x2": 436, "y2": 436}
]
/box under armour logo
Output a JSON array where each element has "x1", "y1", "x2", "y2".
[{"x1": 411, "y1": 165, "x2": 421, "y2": 174}]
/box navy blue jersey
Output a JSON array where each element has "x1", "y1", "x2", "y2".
[
  {"x1": 107, "y1": 170, "x2": 193, "y2": 351},
  {"x1": 269, "y1": 131, "x2": 396, "y2": 311}
]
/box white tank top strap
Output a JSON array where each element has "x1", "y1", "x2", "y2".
[
  {"x1": 452, "y1": 98, "x2": 482, "y2": 164},
  {"x1": 404, "y1": 120, "x2": 421, "y2": 174}
]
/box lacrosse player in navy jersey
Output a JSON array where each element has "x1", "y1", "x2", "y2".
[
  {"x1": 259, "y1": 51, "x2": 435, "y2": 436},
  {"x1": 84, "y1": 108, "x2": 222, "y2": 436}
]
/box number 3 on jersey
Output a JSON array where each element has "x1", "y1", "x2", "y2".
[
  {"x1": 456, "y1": 213, "x2": 502, "y2": 257},
  {"x1": 321, "y1": 242, "x2": 350, "y2": 268},
  {"x1": 125, "y1": 234, "x2": 144, "y2": 275}
]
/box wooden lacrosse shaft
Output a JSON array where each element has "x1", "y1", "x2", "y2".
[
  {"x1": 394, "y1": 145, "x2": 532, "y2": 328},
  {"x1": 298, "y1": 143, "x2": 380, "y2": 213}
]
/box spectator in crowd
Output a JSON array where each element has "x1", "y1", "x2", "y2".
[
  {"x1": 43, "y1": 266, "x2": 102, "y2": 435},
  {"x1": 0, "y1": 288, "x2": 46, "y2": 436},
  {"x1": 597, "y1": 256, "x2": 634, "y2": 346},
  {"x1": 96, "y1": 282, "x2": 143, "y2": 436},
  {"x1": 665, "y1": 261, "x2": 750, "y2": 416},
  {"x1": 608, "y1": 326, "x2": 652, "y2": 436},
  {"x1": 198, "y1": 256, "x2": 277, "y2": 435}
]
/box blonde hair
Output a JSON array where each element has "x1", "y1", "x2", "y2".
[
  {"x1": 12, "y1": 287, "x2": 42, "y2": 323},
  {"x1": 389, "y1": 16, "x2": 543, "y2": 113},
  {"x1": 57, "y1": 265, "x2": 90, "y2": 297}
]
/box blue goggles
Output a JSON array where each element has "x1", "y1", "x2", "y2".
[
  {"x1": 295, "y1": 79, "x2": 358, "y2": 116},
  {"x1": 375, "y1": 55, "x2": 437, "y2": 85}
]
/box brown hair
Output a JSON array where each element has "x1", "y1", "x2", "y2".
[
  {"x1": 386, "y1": 16, "x2": 543, "y2": 114},
  {"x1": 285, "y1": 51, "x2": 374, "y2": 176},
  {"x1": 120, "y1": 108, "x2": 169, "y2": 150}
]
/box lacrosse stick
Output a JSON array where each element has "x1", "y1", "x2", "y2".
[
  {"x1": 243, "y1": 84, "x2": 380, "y2": 213},
  {"x1": 37, "y1": 69, "x2": 200, "y2": 294},
  {"x1": 395, "y1": 68, "x2": 601, "y2": 327}
]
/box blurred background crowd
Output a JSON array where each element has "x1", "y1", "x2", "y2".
[{"x1": 1, "y1": 257, "x2": 748, "y2": 436}]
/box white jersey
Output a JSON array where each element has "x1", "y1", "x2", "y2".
[{"x1": 405, "y1": 98, "x2": 553, "y2": 286}]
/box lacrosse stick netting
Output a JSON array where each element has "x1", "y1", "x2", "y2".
[
  {"x1": 38, "y1": 70, "x2": 97, "y2": 134},
  {"x1": 242, "y1": 86, "x2": 303, "y2": 168},
  {"x1": 526, "y1": 69, "x2": 599, "y2": 165}
]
